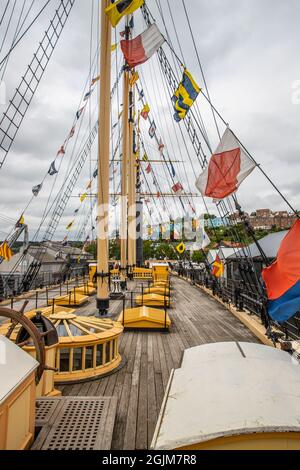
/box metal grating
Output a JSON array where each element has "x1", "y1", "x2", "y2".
[{"x1": 32, "y1": 397, "x2": 117, "y2": 450}]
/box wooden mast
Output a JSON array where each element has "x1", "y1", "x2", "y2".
[
  {"x1": 127, "y1": 80, "x2": 136, "y2": 270},
  {"x1": 120, "y1": 21, "x2": 129, "y2": 280},
  {"x1": 96, "y1": 0, "x2": 111, "y2": 315}
]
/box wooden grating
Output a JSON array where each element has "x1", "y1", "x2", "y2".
[
  {"x1": 33, "y1": 397, "x2": 117, "y2": 450},
  {"x1": 35, "y1": 398, "x2": 62, "y2": 427}
]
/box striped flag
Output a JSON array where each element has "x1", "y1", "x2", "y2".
[{"x1": 121, "y1": 24, "x2": 165, "y2": 68}]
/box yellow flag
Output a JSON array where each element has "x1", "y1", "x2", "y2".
[
  {"x1": 176, "y1": 242, "x2": 185, "y2": 254},
  {"x1": 16, "y1": 214, "x2": 25, "y2": 226},
  {"x1": 105, "y1": 0, "x2": 144, "y2": 27},
  {"x1": 111, "y1": 43, "x2": 118, "y2": 52},
  {"x1": 66, "y1": 220, "x2": 74, "y2": 230},
  {"x1": 91, "y1": 75, "x2": 100, "y2": 86},
  {"x1": 80, "y1": 192, "x2": 87, "y2": 202},
  {"x1": 0, "y1": 241, "x2": 13, "y2": 261},
  {"x1": 129, "y1": 71, "x2": 139, "y2": 86}
]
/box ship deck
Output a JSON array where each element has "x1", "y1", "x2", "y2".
[{"x1": 58, "y1": 276, "x2": 259, "y2": 450}]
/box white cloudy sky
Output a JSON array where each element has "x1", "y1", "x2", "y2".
[{"x1": 0, "y1": 0, "x2": 299, "y2": 240}]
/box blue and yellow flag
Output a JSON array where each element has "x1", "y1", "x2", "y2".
[
  {"x1": 105, "y1": 0, "x2": 144, "y2": 28},
  {"x1": 172, "y1": 69, "x2": 200, "y2": 122}
]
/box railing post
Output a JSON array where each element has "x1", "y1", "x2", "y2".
[{"x1": 122, "y1": 294, "x2": 125, "y2": 327}]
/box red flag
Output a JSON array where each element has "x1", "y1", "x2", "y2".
[
  {"x1": 120, "y1": 24, "x2": 164, "y2": 68},
  {"x1": 262, "y1": 221, "x2": 300, "y2": 301},
  {"x1": 146, "y1": 163, "x2": 152, "y2": 174}
]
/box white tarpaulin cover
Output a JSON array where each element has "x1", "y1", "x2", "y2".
[{"x1": 151, "y1": 342, "x2": 300, "y2": 450}]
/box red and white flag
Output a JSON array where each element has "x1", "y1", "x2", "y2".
[
  {"x1": 69, "y1": 126, "x2": 75, "y2": 139},
  {"x1": 158, "y1": 138, "x2": 164, "y2": 155},
  {"x1": 57, "y1": 145, "x2": 65, "y2": 156},
  {"x1": 195, "y1": 127, "x2": 256, "y2": 199},
  {"x1": 172, "y1": 182, "x2": 183, "y2": 195},
  {"x1": 120, "y1": 24, "x2": 165, "y2": 68}
]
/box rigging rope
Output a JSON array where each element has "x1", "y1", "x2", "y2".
[{"x1": 0, "y1": 0, "x2": 53, "y2": 69}]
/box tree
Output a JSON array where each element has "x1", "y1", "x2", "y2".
[
  {"x1": 109, "y1": 240, "x2": 120, "y2": 260},
  {"x1": 143, "y1": 240, "x2": 155, "y2": 260},
  {"x1": 154, "y1": 242, "x2": 175, "y2": 260},
  {"x1": 192, "y1": 250, "x2": 205, "y2": 263},
  {"x1": 84, "y1": 241, "x2": 96, "y2": 259}
]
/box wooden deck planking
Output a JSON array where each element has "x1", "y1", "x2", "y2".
[{"x1": 59, "y1": 276, "x2": 259, "y2": 449}]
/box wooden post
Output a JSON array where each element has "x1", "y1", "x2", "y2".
[{"x1": 96, "y1": 0, "x2": 111, "y2": 315}]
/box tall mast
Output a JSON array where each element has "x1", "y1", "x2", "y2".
[
  {"x1": 136, "y1": 111, "x2": 143, "y2": 266},
  {"x1": 96, "y1": 0, "x2": 111, "y2": 315},
  {"x1": 127, "y1": 79, "x2": 136, "y2": 269},
  {"x1": 120, "y1": 21, "x2": 130, "y2": 278}
]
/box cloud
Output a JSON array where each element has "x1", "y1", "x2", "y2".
[{"x1": 0, "y1": 0, "x2": 299, "y2": 242}]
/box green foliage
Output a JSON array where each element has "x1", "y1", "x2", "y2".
[
  {"x1": 109, "y1": 240, "x2": 120, "y2": 260},
  {"x1": 192, "y1": 250, "x2": 205, "y2": 263},
  {"x1": 154, "y1": 242, "x2": 176, "y2": 260},
  {"x1": 143, "y1": 240, "x2": 154, "y2": 260},
  {"x1": 84, "y1": 241, "x2": 96, "y2": 259}
]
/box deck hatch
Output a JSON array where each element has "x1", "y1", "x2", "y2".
[{"x1": 33, "y1": 397, "x2": 117, "y2": 450}]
